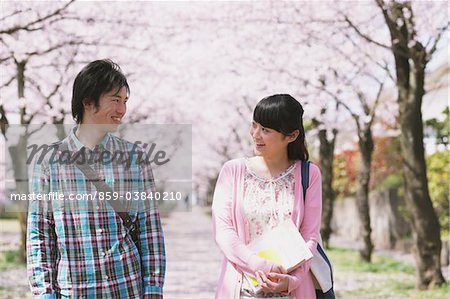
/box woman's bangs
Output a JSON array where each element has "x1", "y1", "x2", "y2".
[{"x1": 253, "y1": 100, "x2": 282, "y2": 131}]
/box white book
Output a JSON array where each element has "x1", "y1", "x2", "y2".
[
  {"x1": 248, "y1": 219, "x2": 313, "y2": 271},
  {"x1": 244, "y1": 219, "x2": 313, "y2": 292}
]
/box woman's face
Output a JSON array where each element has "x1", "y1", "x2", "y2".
[{"x1": 250, "y1": 121, "x2": 292, "y2": 158}]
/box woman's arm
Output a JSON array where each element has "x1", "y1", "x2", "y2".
[
  {"x1": 286, "y1": 162, "x2": 322, "y2": 293},
  {"x1": 212, "y1": 161, "x2": 274, "y2": 275}
]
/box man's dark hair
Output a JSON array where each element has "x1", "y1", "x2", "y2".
[{"x1": 72, "y1": 59, "x2": 130, "y2": 123}]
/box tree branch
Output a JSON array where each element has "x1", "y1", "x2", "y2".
[
  {"x1": 427, "y1": 21, "x2": 450, "y2": 61},
  {"x1": 368, "y1": 80, "x2": 385, "y2": 127},
  {"x1": 25, "y1": 39, "x2": 83, "y2": 57},
  {"x1": 0, "y1": 0, "x2": 75, "y2": 35},
  {"x1": 0, "y1": 75, "x2": 15, "y2": 90},
  {"x1": 343, "y1": 15, "x2": 390, "y2": 50},
  {"x1": 0, "y1": 8, "x2": 32, "y2": 23}
]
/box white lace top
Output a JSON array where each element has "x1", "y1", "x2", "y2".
[{"x1": 240, "y1": 159, "x2": 296, "y2": 298}]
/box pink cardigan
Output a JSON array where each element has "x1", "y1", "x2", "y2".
[{"x1": 212, "y1": 158, "x2": 322, "y2": 299}]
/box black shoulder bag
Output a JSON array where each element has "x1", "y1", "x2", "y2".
[{"x1": 301, "y1": 161, "x2": 335, "y2": 299}]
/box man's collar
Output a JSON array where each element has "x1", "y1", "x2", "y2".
[{"x1": 68, "y1": 126, "x2": 114, "y2": 154}]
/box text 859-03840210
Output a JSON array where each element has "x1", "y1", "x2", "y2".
[
  {"x1": 91, "y1": 191, "x2": 182, "y2": 201},
  {"x1": 9, "y1": 191, "x2": 183, "y2": 201}
]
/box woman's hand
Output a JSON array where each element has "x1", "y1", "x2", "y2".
[
  {"x1": 270, "y1": 264, "x2": 287, "y2": 275},
  {"x1": 255, "y1": 270, "x2": 290, "y2": 294}
]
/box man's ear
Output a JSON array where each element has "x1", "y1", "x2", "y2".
[{"x1": 82, "y1": 98, "x2": 93, "y2": 112}]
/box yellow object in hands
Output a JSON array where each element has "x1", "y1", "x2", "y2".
[{"x1": 250, "y1": 249, "x2": 284, "y2": 286}]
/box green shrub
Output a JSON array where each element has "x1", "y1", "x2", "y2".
[
  {"x1": 0, "y1": 250, "x2": 20, "y2": 271},
  {"x1": 381, "y1": 174, "x2": 403, "y2": 190},
  {"x1": 426, "y1": 150, "x2": 450, "y2": 237}
]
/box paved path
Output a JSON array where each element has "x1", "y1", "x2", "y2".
[
  {"x1": 0, "y1": 266, "x2": 30, "y2": 299},
  {"x1": 2, "y1": 207, "x2": 448, "y2": 298},
  {"x1": 163, "y1": 206, "x2": 222, "y2": 299},
  {"x1": 0, "y1": 206, "x2": 223, "y2": 299}
]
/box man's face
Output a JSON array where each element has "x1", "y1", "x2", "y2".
[{"x1": 83, "y1": 86, "x2": 128, "y2": 132}]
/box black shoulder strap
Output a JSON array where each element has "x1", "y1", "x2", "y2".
[
  {"x1": 58, "y1": 142, "x2": 135, "y2": 231},
  {"x1": 301, "y1": 160, "x2": 335, "y2": 291},
  {"x1": 301, "y1": 160, "x2": 310, "y2": 203}
]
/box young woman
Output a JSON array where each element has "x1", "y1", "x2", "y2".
[{"x1": 212, "y1": 94, "x2": 322, "y2": 299}]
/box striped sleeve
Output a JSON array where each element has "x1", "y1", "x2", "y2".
[
  {"x1": 27, "y1": 159, "x2": 58, "y2": 298},
  {"x1": 139, "y1": 161, "x2": 166, "y2": 298}
]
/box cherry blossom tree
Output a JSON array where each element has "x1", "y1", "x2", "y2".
[
  {"x1": 339, "y1": 0, "x2": 448, "y2": 287},
  {"x1": 0, "y1": 0, "x2": 165, "y2": 261},
  {"x1": 1, "y1": 0, "x2": 81, "y2": 262},
  {"x1": 1, "y1": 3, "x2": 447, "y2": 287},
  {"x1": 375, "y1": 0, "x2": 447, "y2": 288}
]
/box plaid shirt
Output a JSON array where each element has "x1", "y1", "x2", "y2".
[{"x1": 27, "y1": 128, "x2": 165, "y2": 298}]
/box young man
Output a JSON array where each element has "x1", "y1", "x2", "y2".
[{"x1": 27, "y1": 59, "x2": 166, "y2": 298}]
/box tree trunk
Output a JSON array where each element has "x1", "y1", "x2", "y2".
[
  {"x1": 9, "y1": 135, "x2": 29, "y2": 263},
  {"x1": 399, "y1": 65, "x2": 444, "y2": 288},
  {"x1": 317, "y1": 128, "x2": 337, "y2": 249},
  {"x1": 17, "y1": 210, "x2": 28, "y2": 263},
  {"x1": 15, "y1": 60, "x2": 29, "y2": 263},
  {"x1": 356, "y1": 127, "x2": 374, "y2": 262},
  {"x1": 54, "y1": 118, "x2": 66, "y2": 140},
  {"x1": 399, "y1": 62, "x2": 444, "y2": 288},
  {"x1": 17, "y1": 61, "x2": 25, "y2": 98},
  {"x1": 379, "y1": 0, "x2": 445, "y2": 288}
]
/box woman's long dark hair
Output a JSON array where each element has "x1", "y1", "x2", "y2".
[{"x1": 253, "y1": 94, "x2": 309, "y2": 161}]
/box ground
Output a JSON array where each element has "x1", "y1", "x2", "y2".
[{"x1": 0, "y1": 207, "x2": 448, "y2": 299}]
